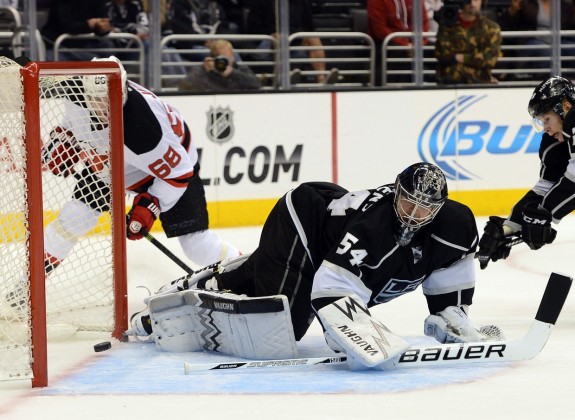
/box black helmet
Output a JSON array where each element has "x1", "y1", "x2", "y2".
[
  {"x1": 394, "y1": 163, "x2": 448, "y2": 246},
  {"x1": 528, "y1": 76, "x2": 575, "y2": 120}
]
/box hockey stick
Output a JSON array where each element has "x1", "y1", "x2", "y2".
[
  {"x1": 183, "y1": 272, "x2": 571, "y2": 373},
  {"x1": 139, "y1": 228, "x2": 195, "y2": 275}
]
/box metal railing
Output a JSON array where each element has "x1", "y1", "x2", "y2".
[
  {"x1": 159, "y1": 32, "x2": 374, "y2": 92},
  {"x1": 382, "y1": 30, "x2": 575, "y2": 87},
  {"x1": 289, "y1": 31, "x2": 375, "y2": 87},
  {"x1": 53, "y1": 33, "x2": 146, "y2": 84},
  {"x1": 159, "y1": 34, "x2": 277, "y2": 91}
]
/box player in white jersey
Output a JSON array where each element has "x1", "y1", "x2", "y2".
[{"x1": 38, "y1": 56, "x2": 240, "y2": 277}]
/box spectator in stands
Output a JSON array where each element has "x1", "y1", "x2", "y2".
[
  {"x1": 169, "y1": 0, "x2": 240, "y2": 61},
  {"x1": 105, "y1": 0, "x2": 148, "y2": 83},
  {"x1": 367, "y1": 0, "x2": 430, "y2": 85},
  {"x1": 0, "y1": 0, "x2": 20, "y2": 59},
  {"x1": 106, "y1": 0, "x2": 149, "y2": 44},
  {"x1": 245, "y1": 0, "x2": 339, "y2": 86},
  {"x1": 434, "y1": 0, "x2": 501, "y2": 85},
  {"x1": 178, "y1": 39, "x2": 261, "y2": 92},
  {"x1": 497, "y1": 0, "x2": 575, "y2": 80},
  {"x1": 425, "y1": 0, "x2": 442, "y2": 33},
  {"x1": 41, "y1": 0, "x2": 115, "y2": 61},
  {"x1": 141, "y1": 0, "x2": 186, "y2": 84}
]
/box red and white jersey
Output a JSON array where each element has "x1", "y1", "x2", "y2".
[
  {"x1": 60, "y1": 80, "x2": 198, "y2": 212},
  {"x1": 122, "y1": 81, "x2": 197, "y2": 211}
]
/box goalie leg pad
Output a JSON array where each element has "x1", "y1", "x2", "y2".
[
  {"x1": 148, "y1": 288, "x2": 298, "y2": 359},
  {"x1": 147, "y1": 293, "x2": 202, "y2": 352},
  {"x1": 317, "y1": 294, "x2": 410, "y2": 370}
]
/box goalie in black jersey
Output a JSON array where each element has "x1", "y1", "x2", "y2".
[
  {"x1": 129, "y1": 162, "x2": 503, "y2": 370},
  {"x1": 477, "y1": 76, "x2": 575, "y2": 268}
]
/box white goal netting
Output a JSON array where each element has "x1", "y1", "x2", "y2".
[{"x1": 0, "y1": 57, "x2": 125, "y2": 383}]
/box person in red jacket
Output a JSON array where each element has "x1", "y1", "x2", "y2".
[{"x1": 367, "y1": 0, "x2": 429, "y2": 85}]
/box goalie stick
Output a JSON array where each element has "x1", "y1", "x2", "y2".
[{"x1": 183, "y1": 272, "x2": 571, "y2": 373}]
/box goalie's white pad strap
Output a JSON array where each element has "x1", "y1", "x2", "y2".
[
  {"x1": 147, "y1": 289, "x2": 298, "y2": 359},
  {"x1": 150, "y1": 254, "x2": 251, "y2": 300},
  {"x1": 317, "y1": 294, "x2": 409, "y2": 370}
]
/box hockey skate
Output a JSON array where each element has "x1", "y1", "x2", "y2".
[{"x1": 124, "y1": 308, "x2": 154, "y2": 340}]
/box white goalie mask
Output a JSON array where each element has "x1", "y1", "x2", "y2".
[{"x1": 393, "y1": 163, "x2": 448, "y2": 246}]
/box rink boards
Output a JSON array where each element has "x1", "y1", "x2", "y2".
[{"x1": 165, "y1": 87, "x2": 542, "y2": 227}]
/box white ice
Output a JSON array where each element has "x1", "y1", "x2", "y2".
[{"x1": 1, "y1": 216, "x2": 574, "y2": 420}]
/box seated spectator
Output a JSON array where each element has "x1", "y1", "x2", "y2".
[
  {"x1": 245, "y1": 0, "x2": 339, "y2": 86},
  {"x1": 178, "y1": 39, "x2": 261, "y2": 92},
  {"x1": 367, "y1": 0, "x2": 429, "y2": 85},
  {"x1": 41, "y1": 0, "x2": 115, "y2": 61},
  {"x1": 496, "y1": 0, "x2": 575, "y2": 80},
  {"x1": 434, "y1": 0, "x2": 501, "y2": 85},
  {"x1": 141, "y1": 0, "x2": 186, "y2": 83},
  {"x1": 169, "y1": 0, "x2": 240, "y2": 61},
  {"x1": 106, "y1": 0, "x2": 149, "y2": 44}
]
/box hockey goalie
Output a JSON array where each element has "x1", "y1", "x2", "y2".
[{"x1": 127, "y1": 162, "x2": 503, "y2": 370}]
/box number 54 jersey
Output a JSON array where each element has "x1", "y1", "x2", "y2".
[{"x1": 296, "y1": 182, "x2": 479, "y2": 308}]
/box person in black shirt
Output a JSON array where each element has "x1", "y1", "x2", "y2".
[{"x1": 477, "y1": 76, "x2": 575, "y2": 268}]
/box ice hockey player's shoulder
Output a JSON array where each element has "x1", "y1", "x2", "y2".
[
  {"x1": 433, "y1": 199, "x2": 476, "y2": 236},
  {"x1": 123, "y1": 85, "x2": 163, "y2": 154},
  {"x1": 436, "y1": 199, "x2": 475, "y2": 224},
  {"x1": 431, "y1": 199, "x2": 477, "y2": 247}
]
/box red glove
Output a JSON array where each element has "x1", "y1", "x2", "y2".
[
  {"x1": 41, "y1": 126, "x2": 81, "y2": 177},
  {"x1": 127, "y1": 192, "x2": 161, "y2": 240}
]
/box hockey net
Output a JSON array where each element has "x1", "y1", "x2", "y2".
[{"x1": 0, "y1": 57, "x2": 127, "y2": 387}]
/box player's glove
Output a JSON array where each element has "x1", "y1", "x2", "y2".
[
  {"x1": 126, "y1": 192, "x2": 161, "y2": 240},
  {"x1": 41, "y1": 126, "x2": 81, "y2": 178},
  {"x1": 521, "y1": 204, "x2": 557, "y2": 250},
  {"x1": 476, "y1": 216, "x2": 512, "y2": 269}
]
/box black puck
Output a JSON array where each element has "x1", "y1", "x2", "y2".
[{"x1": 94, "y1": 341, "x2": 112, "y2": 352}]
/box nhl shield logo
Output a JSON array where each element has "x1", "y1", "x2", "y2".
[{"x1": 206, "y1": 106, "x2": 234, "y2": 144}]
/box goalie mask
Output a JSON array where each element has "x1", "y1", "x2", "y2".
[
  {"x1": 528, "y1": 76, "x2": 575, "y2": 131},
  {"x1": 394, "y1": 163, "x2": 448, "y2": 246}
]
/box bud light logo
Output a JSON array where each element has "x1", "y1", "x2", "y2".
[{"x1": 418, "y1": 95, "x2": 542, "y2": 181}]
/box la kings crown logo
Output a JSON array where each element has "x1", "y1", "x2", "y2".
[{"x1": 206, "y1": 106, "x2": 234, "y2": 144}]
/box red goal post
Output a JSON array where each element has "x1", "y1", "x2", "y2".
[{"x1": 0, "y1": 58, "x2": 127, "y2": 387}]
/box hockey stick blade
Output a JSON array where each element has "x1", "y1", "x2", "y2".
[
  {"x1": 396, "y1": 271, "x2": 571, "y2": 368},
  {"x1": 183, "y1": 272, "x2": 571, "y2": 373}
]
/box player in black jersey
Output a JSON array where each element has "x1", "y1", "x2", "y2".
[
  {"x1": 129, "y1": 163, "x2": 502, "y2": 370},
  {"x1": 477, "y1": 76, "x2": 575, "y2": 268}
]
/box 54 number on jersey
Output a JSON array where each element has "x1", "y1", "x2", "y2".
[{"x1": 336, "y1": 232, "x2": 368, "y2": 266}]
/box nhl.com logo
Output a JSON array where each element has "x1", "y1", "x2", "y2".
[
  {"x1": 417, "y1": 95, "x2": 540, "y2": 181},
  {"x1": 206, "y1": 106, "x2": 234, "y2": 144}
]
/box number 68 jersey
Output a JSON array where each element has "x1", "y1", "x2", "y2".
[{"x1": 303, "y1": 182, "x2": 479, "y2": 311}]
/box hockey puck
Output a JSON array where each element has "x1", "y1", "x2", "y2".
[{"x1": 93, "y1": 341, "x2": 112, "y2": 352}]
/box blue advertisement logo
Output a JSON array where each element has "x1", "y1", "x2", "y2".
[{"x1": 418, "y1": 95, "x2": 542, "y2": 180}]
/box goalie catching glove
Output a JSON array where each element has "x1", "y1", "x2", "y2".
[
  {"x1": 127, "y1": 192, "x2": 160, "y2": 240},
  {"x1": 424, "y1": 305, "x2": 504, "y2": 343},
  {"x1": 521, "y1": 204, "x2": 556, "y2": 250},
  {"x1": 41, "y1": 126, "x2": 82, "y2": 178}
]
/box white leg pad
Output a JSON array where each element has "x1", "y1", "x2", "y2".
[
  {"x1": 317, "y1": 294, "x2": 410, "y2": 370},
  {"x1": 148, "y1": 289, "x2": 298, "y2": 359},
  {"x1": 147, "y1": 293, "x2": 202, "y2": 352}
]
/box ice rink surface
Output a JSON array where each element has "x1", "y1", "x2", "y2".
[{"x1": 1, "y1": 216, "x2": 575, "y2": 420}]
